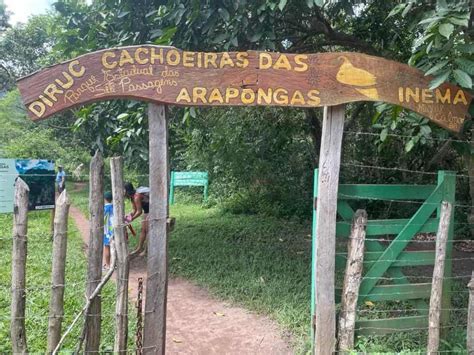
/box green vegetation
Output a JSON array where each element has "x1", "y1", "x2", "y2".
[
  {"x1": 0, "y1": 0, "x2": 472, "y2": 353},
  {"x1": 67, "y1": 188, "x2": 470, "y2": 353},
  {"x1": 0, "y1": 210, "x2": 136, "y2": 352}
]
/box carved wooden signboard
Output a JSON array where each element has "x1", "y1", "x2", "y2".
[{"x1": 17, "y1": 45, "x2": 472, "y2": 132}]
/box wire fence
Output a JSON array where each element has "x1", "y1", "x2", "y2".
[{"x1": 0, "y1": 155, "x2": 473, "y2": 353}]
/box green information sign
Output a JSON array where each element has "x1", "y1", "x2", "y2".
[
  {"x1": 169, "y1": 171, "x2": 209, "y2": 204},
  {"x1": 0, "y1": 159, "x2": 18, "y2": 213},
  {"x1": 0, "y1": 159, "x2": 56, "y2": 213}
]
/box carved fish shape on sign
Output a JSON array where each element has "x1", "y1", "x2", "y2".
[{"x1": 336, "y1": 56, "x2": 379, "y2": 100}]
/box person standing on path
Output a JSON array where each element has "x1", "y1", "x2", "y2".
[
  {"x1": 103, "y1": 191, "x2": 114, "y2": 270},
  {"x1": 56, "y1": 165, "x2": 66, "y2": 193},
  {"x1": 124, "y1": 182, "x2": 149, "y2": 256}
]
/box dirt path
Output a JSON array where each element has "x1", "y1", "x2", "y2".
[{"x1": 69, "y1": 203, "x2": 293, "y2": 354}]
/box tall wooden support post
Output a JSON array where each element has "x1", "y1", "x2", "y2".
[
  {"x1": 47, "y1": 191, "x2": 71, "y2": 353},
  {"x1": 468, "y1": 271, "x2": 474, "y2": 353},
  {"x1": 85, "y1": 151, "x2": 104, "y2": 352},
  {"x1": 144, "y1": 104, "x2": 169, "y2": 354},
  {"x1": 427, "y1": 201, "x2": 452, "y2": 354},
  {"x1": 110, "y1": 156, "x2": 129, "y2": 353},
  {"x1": 11, "y1": 178, "x2": 29, "y2": 354},
  {"x1": 338, "y1": 209, "x2": 367, "y2": 352},
  {"x1": 313, "y1": 105, "x2": 345, "y2": 355}
]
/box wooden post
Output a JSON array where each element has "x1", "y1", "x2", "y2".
[
  {"x1": 110, "y1": 156, "x2": 129, "y2": 353},
  {"x1": 169, "y1": 171, "x2": 175, "y2": 205},
  {"x1": 427, "y1": 201, "x2": 452, "y2": 354},
  {"x1": 439, "y1": 171, "x2": 456, "y2": 333},
  {"x1": 47, "y1": 191, "x2": 71, "y2": 353},
  {"x1": 313, "y1": 104, "x2": 345, "y2": 355},
  {"x1": 85, "y1": 150, "x2": 104, "y2": 352},
  {"x1": 144, "y1": 103, "x2": 169, "y2": 354},
  {"x1": 203, "y1": 176, "x2": 209, "y2": 203},
  {"x1": 467, "y1": 271, "x2": 474, "y2": 354},
  {"x1": 11, "y1": 178, "x2": 29, "y2": 354},
  {"x1": 338, "y1": 209, "x2": 367, "y2": 352},
  {"x1": 50, "y1": 207, "x2": 55, "y2": 237}
]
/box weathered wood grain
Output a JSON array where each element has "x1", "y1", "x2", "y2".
[
  {"x1": 16, "y1": 46, "x2": 471, "y2": 132},
  {"x1": 427, "y1": 201, "x2": 452, "y2": 354},
  {"x1": 47, "y1": 190, "x2": 71, "y2": 353},
  {"x1": 110, "y1": 156, "x2": 129, "y2": 353},
  {"x1": 143, "y1": 104, "x2": 169, "y2": 354},
  {"x1": 85, "y1": 151, "x2": 104, "y2": 352},
  {"x1": 313, "y1": 105, "x2": 345, "y2": 355},
  {"x1": 338, "y1": 209, "x2": 367, "y2": 352},
  {"x1": 11, "y1": 178, "x2": 29, "y2": 354}
]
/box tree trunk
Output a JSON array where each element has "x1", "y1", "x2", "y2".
[
  {"x1": 47, "y1": 191, "x2": 71, "y2": 353},
  {"x1": 304, "y1": 108, "x2": 322, "y2": 165},
  {"x1": 11, "y1": 178, "x2": 29, "y2": 354}
]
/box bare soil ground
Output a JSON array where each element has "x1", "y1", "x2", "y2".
[{"x1": 69, "y1": 204, "x2": 293, "y2": 354}]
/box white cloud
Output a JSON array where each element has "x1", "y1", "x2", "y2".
[{"x1": 4, "y1": 0, "x2": 53, "y2": 25}]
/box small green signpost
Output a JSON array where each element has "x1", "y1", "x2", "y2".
[{"x1": 169, "y1": 171, "x2": 209, "y2": 205}]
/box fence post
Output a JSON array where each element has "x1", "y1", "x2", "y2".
[
  {"x1": 110, "y1": 156, "x2": 129, "y2": 353},
  {"x1": 46, "y1": 191, "x2": 71, "y2": 353},
  {"x1": 169, "y1": 171, "x2": 175, "y2": 205},
  {"x1": 338, "y1": 209, "x2": 367, "y2": 352},
  {"x1": 313, "y1": 104, "x2": 345, "y2": 355},
  {"x1": 203, "y1": 173, "x2": 209, "y2": 202},
  {"x1": 468, "y1": 271, "x2": 474, "y2": 354},
  {"x1": 85, "y1": 150, "x2": 104, "y2": 352},
  {"x1": 144, "y1": 103, "x2": 169, "y2": 354},
  {"x1": 427, "y1": 201, "x2": 452, "y2": 354},
  {"x1": 438, "y1": 171, "x2": 456, "y2": 332},
  {"x1": 11, "y1": 178, "x2": 29, "y2": 354}
]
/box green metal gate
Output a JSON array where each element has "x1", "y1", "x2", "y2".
[{"x1": 311, "y1": 169, "x2": 456, "y2": 338}]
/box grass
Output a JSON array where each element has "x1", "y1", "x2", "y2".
[
  {"x1": 69, "y1": 186, "x2": 313, "y2": 351},
  {"x1": 1, "y1": 185, "x2": 469, "y2": 353},
  {"x1": 69, "y1": 187, "x2": 470, "y2": 353},
  {"x1": 0, "y1": 209, "x2": 136, "y2": 353}
]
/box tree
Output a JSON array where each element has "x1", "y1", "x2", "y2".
[
  {"x1": 0, "y1": 0, "x2": 10, "y2": 33},
  {"x1": 0, "y1": 14, "x2": 56, "y2": 91},
  {"x1": 28, "y1": 0, "x2": 473, "y2": 225}
]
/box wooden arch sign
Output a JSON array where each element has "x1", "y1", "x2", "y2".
[{"x1": 17, "y1": 45, "x2": 471, "y2": 132}]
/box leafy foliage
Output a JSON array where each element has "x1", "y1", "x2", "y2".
[
  {"x1": 0, "y1": 15, "x2": 56, "y2": 91},
  {"x1": 0, "y1": 0, "x2": 9, "y2": 32},
  {"x1": 389, "y1": 0, "x2": 472, "y2": 90},
  {"x1": 0, "y1": 90, "x2": 90, "y2": 172}
]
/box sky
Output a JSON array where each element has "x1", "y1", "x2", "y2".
[{"x1": 4, "y1": 0, "x2": 53, "y2": 24}]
